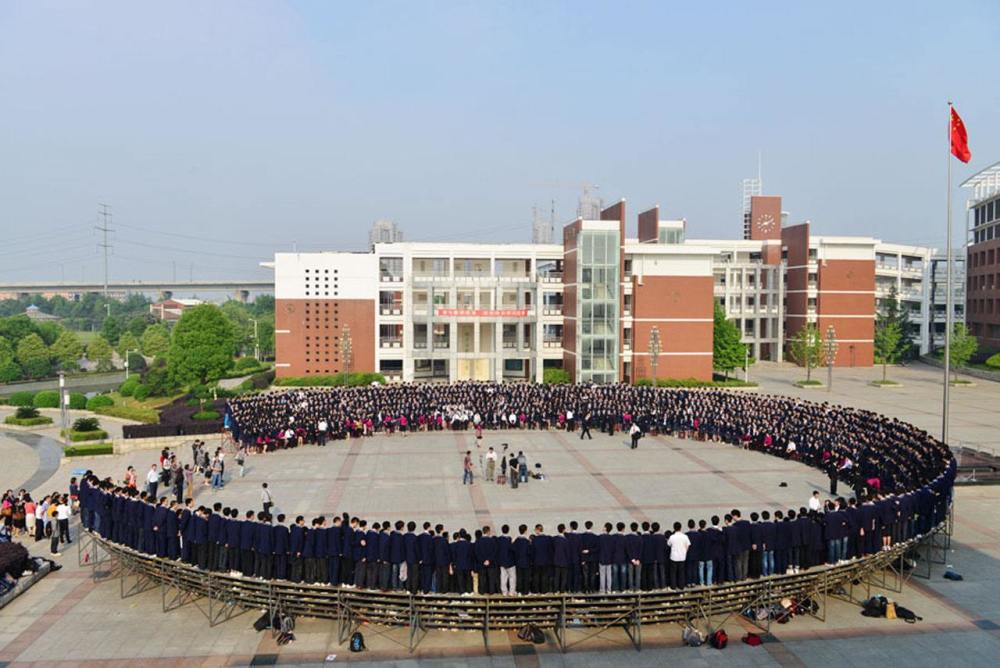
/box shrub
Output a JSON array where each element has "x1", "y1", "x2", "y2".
[
  {"x1": 119, "y1": 376, "x2": 140, "y2": 397},
  {"x1": 7, "y1": 391, "x2": 36, "y2": 407},
  {"x1": 986, "y1": 353, "x2": 1000, "y2": 369},
  {"x1": 16, "y1": 405, "x2": 39, "y2": 419},
  {"x1": 72, "y1": 416, "x2": 101, "y2": 432},
  {"x1": 63, "y1": 429, "x2": 109, "y2": 442},
  {"x1": 186, "y1": 397, "x2": 201, "y2": 408},
  {"x1": 542, "y1": 368, "x2": 571, "y2": 385},
  {"x1": 68, "y1": 392, "x2": 87, "y2": 410},
  {"x1": 192, "y1": 410, "x2": 220, "y2": 421},
  {"x1": 32, "y1": 390, "x2": 60, "y2": 408},
  {"x1": 64, "y1": 442, "x2": 114, "y2": 457},
  {"x1": 4, "y1": 415, "x2": 54, "y2": 427},
  {"x1": 235, "y1": 357, "x2": 261, "y2": 372},
  {"x1": 133, "y1": 384, "x2": 151, "y2": 401},
  {"x1": 93, "y1": 404, "x2": 159, "y2": 424},
  {"x1": 86, "y1": 394, "x2": 115, "y2": 411},
  {"x1": 275, "y1": 372, "x2": 386, "y2": 387}
]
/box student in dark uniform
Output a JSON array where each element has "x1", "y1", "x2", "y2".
[
  {"x1": 403, "y1": 521, "x2": 419, "y2": 594},
  {"x1": 418, "y1": 522, "x2": 435, "y2": 593},
  {"x1": 289, "y1": 516, "x2": 306, "y2": 582},
  {"x1": 165, "y1": 503, "x2": 180, "y2": 560},
  {"x1": 581, "y1": 521, "x2": 599, "y2": 593},
  {"x1": 179, "y1": 499, "x2": 194, "y2": 565},
  {"x1": 239, "y1": 510, "x2": 256, "y2": 576},
  {"x1": 565, "y1": 521, "x2": 583, "y2": 592},
  {"x1": 513, "y1": 525, "x2": 532, "y2": 595},
  {"x1": 531, "y1": 525, "x2": 553, "y2": 593},
  {"x1": 340, "y1": 515, "x2": 356, "y2": 585},
  {"x1": 475, "y1": 525, "x2": 499, "y2": 595},
  {"x1": 225, "y1": 508, "x2": 242, "y2": 572},
  {"x1": 326, "y1": 516, "x2": 342, "y2": 586},
  {"x1": 192, "y1": 508, "x2": 209, "y2": 570},
  {"x1": 255, "y1": 512, "x2": 274, "y2": 578},
  {"x1": 451, "y1": 530, "x2": 474, "y2": 593},
  {"x1": 365, "y1": 522, "x2": 381, "y2": 588},
  {"x1": 352, "y1": 519, "x2": 367, "y2": 588},
  {"x1": 433, "y1": 528, "x2": 451, "y2": 593},
  {"x1": 273, "y1": 514, "x2": 290, "y2": 580},
  {"x1": 612, "y1": 522, "x2": 628, "y2": 592},
  {"x1": 389, "y1": 521, "x2": 405, "y2": 590}
]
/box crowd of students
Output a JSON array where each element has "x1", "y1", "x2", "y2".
[
  {"x1": 75, "y1": 383, "x2": 955, "y2": 596},
  {"x1": 1, "y1": 488, "x2": 73, "y2": 557}
]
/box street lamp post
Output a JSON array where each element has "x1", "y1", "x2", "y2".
[
  {"x1": 58, "y1": 372, "x2": 68, "y2": 447},
  {"x1": 340, "y1": 325, "x2": 353, "y2": 387},
  {"x1": 745, "y1": 346, "x2": 750, "y2": 384},
  {"x1": 648, "y1": 326, "x2": 661, "y2": 386},
  {"x1": 251, "y1": 318, "x2": 260, "y2": 362},
  {"x1": 825, "y1": 325, "x2": 838, "y2": 393},
  {"x1": 125, "y1": 349, "x2": 137, "y2": 380}
]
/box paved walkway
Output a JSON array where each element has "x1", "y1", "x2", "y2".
[{"x1": 0, "y1": 363, "x2": 998, "y2": 666}]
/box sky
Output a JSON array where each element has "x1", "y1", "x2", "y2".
[{"x1": 1, "y1": 0, "x2": 998, "y2": 283}]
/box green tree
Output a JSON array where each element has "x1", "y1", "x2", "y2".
[
  {"x1": 879, "y1": 286, "x2": 916, "y2": 360},
  {"x1": 101, "y1": 315, "x2": 123, "y2": 346},
  {"x1": 873, "y1": 319, "x2": 902, "y2": 382},
  {"x1": 140, "y1": 323, "x2": 171, "y2": 358},
  {"x1": 220, "y1": 300, "x2": 255, "y2": 356},
  {"x1": 948, "y1": 323, "x2": 978, "y2": 382},
  {"x1": 788, "y1": 325, "x2": 824, "y2": 382},
  {"x1": 126, "y1": 314, "x2": 152, "y2": 338},
  {"x1": 34, "y1": 321, "x2": 63, "y2": 346},
  {"x1": 0, "y1": 315, "x2": 37, "y2": 344},
  {"x1": 256, "y1": 314, "x2": 274, "y2": 359},
  {"x1": 0, "y1": 337, "x2": 21, "y2": 382},
  {"x1": 49, "y1": 330, "x2": 84, "y2": 371},
  {"x1": 712, "y1": 302, "x2": 747, "y2": 379},
  {"x1": 117, "y1": 331, "x2": 141, "y2": 359},
  {"x1": 16, "y1": 332, "x2": 51, "y2": 378},
  {"x1": 86, "y1": 336, "x2": 115, "y2": 372},
  {"x1": 543, "y1": 367, "x2": 571, "y2": 384},
  {"x1": 167, "y1": 304, "x2": 236, "y2": 386}
]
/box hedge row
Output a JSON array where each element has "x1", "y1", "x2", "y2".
[
  {"x1": 4, "y1": 390, "x2": 87, "y2": 409},
  {"x1": 633, "y1": 377, "x2": 758, "y2": 388},
  {"x1": 86, "y1": 394, "x2": 115, "y2": 411},
  {"x1": 94, "y1": 405, "x2": 160, "y2": 424},
  {"x1": 3, "y1": 415, "x2": 54, "y2": 427},
  {"x1": 275, "y1": 372, "x2": 386, "y2": 387},
  {"x1": 64, "y1": 443, "x2": 114, "y2": 457},
  {"x1": 61, "y1": 429, "x2": 110, "y2": 442}
]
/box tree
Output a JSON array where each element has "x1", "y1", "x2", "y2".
[
  {"x1": 101, "y1": 315, "x2": 122, "y2": 346},
  {"x1": 0, "y1": 337, "x2": 21, "y2": 382},
  {"x1": 127, "y1": 314, "x2": 152, "y2": 338},
  {"x1": 220, "y1": 300, "x2": 255, "y2": 356},
  {"x1": 948, "y1": 323, "x2": 978, "y2": 382},
  {"x1": 712, "y1": 302, "x2": 746, "y2": 379},
  {"x1": 86, "y1": 336, "x2": 115, "y2": 373},
  {"x1": 873, "y1": 319, "x2": 902, "y2": 382},
  {"x1": 49, "y1": 330, "x2": 84, "y2": 372},
  {"x1": 16, "y1": 333, "x2": 51, "y2": 378},
  {"x1": 543, "y1": 367, "x2": 571, "y2": 384},
  {"x1": 879, "y1": 286, "x2": 917, "y2": 360},
  {"x1": 256, "y1": 314, "x2": 275, "y2": 359},
  {"x1": 167, "y1": 304, "x2": 236, "y2": 386},
  {"x1": 116, "y1": 331, "x2": 141, "y2": 359},
  {"x1": 788, "y1": 325, "x2": 824, "y2": 381},
  {"x1": 140, "y1": 323, "x2": 171, "y2": 358}
]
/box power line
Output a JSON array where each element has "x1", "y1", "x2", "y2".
[
  {"x1": 115, "y1": 238, "x2": 268, "y2": 261},
  {"x1": 113, "y1": 221, "x2": 292, "y2": 248}
]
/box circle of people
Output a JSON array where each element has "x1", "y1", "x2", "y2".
[{"x1": 77, "y1": 382, "x2": 955, "y2": 596}]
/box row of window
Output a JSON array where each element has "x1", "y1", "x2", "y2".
[
  {"x1": 968, "y1": 299, "x2": 1000, "y2": 316},
  {"x1": 974, "y1": 198, "x2": 999, "y2": 227},
  {"x1": 970, "y1": 248, "x2": 998, "y2": 269},
  {"x1": 967, "y1": 272, "x2": 1000, "y2": 291}
]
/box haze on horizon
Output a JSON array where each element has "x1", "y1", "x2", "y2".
[{"x1": 1, "y1": 0, "x2": 998, "y2": 284}]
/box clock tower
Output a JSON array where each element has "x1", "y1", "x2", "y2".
[{"x1": 748, "y1": 196, "x2": 782, "y2": 241}]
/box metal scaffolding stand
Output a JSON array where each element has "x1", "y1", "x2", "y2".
[
  {"x1": 555, "y1": 595, "x2": 642, "y2": 653},
  {"x1": 77, "y1": 531, "x2": 114, "y2": 581}
]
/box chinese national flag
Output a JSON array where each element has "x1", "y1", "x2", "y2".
[{"x1": 951, "y1": 107, "x2": 971, "y2": 163}]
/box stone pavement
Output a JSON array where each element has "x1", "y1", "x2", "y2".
[{"x1": 0, "y1": 363, "x2": 998, "y2": 667}]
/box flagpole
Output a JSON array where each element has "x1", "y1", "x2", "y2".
[{"x1": 942, "y1": 101, "x2": 953, "y2": 446}]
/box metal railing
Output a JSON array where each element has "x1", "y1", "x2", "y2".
[{"x1": 81, "y1": 516, "x2": 950, "y2": 654}]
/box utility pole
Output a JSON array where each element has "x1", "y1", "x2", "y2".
[
  {"x1": 251, "y1": 318, "x2": 260, "y2": 362},
  {"x1": 96, "y1": 203, "x2": 113, "y2": 299},
  {"x1": 59, "y1": 372, "x2": 68, "y2": 448}
]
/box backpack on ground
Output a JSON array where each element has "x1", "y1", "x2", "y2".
[
  {"x1": 708, "y1": 628, "x2": 728, "y2": 649},
  {"x1": 349, "y1": 631, "x2": 365, "y2": 652},
  {"x1": 861, "y1": 595, "x2": 887, "y2": 618},
  {"x1": 894, "y1": 605, "x2": 922, "y2": 623},
  {"x1": 682, "y1": 625, "x2": 705, "y2": 647},
  {"x1": 742, "y1": 632, "x2": 763, "y2": 646},
  {"x1": 517, "y1": 623, "x2": 544, "y2": 644}
]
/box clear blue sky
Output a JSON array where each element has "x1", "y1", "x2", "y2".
[{"x1": 1, "y1": 0, "x2": 998, "y2": 282}]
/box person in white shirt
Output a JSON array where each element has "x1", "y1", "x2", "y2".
[
  {"x1": 55, "y1": 496, "x2": 71, "y2": 545},
  {"x1": 146, "y1": 464, "x2": 160, "y2": 498},
  {"x1": 808, "y1": 490, "x2": 822, "y2": 512},
  {"x1": 317, "y1": 419, "x2": 328, "y2": 446},
  {"x1": 484, "y1": 447, "x2": 497, "y2": 481},
  {"x1": 667, "y1": 522, "x2": 691, "y2": 589},
  {"x1": 629, "y1": 423, "x2": 642, "y2": 449}
]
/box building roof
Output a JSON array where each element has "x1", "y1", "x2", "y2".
[{"x1": 960, "y1": 161, "x2": 1000, "y2": 206}]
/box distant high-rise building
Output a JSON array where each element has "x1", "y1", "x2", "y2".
[
  {"x1": 531, "y1": 205, "x2": 554, "y2": 244},
  {"x1": 576, "y1": 185, "x2": 603, "y2": 220},
  {"x1": 369, "y1": 219, "x2": 403, "y2": 248}
]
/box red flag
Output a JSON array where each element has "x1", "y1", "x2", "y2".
[{"x1": 951, "y1": 106, "x2": 971, "y2": 163}]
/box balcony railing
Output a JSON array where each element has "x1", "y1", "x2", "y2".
[
  {"x1": 543, "y1": 339, "x2": 562, "y2": 348},
  {"x1": 379, "y1": 337, "x2": 403, "y2": 348},
  {"x1": 379, "y1": 273, "x2": 404, "y2": 282},
  {"x1": 542, "y1": 307, "x2": 563, "y2": 316},
  {"x1": 379, "y1": 306, "x2": 403, "y2": 316}
]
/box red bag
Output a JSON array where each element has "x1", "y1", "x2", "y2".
[
  {"x1": 709, "y1": 628, "x2": 728, "y2": 649},
  {"x1": 742, "y1": 633, "x2": 762, "y2": 646}
]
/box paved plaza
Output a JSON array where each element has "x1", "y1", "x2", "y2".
[{"x1": 0, "y1": 361, "x2": 999, "y2": 666}]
